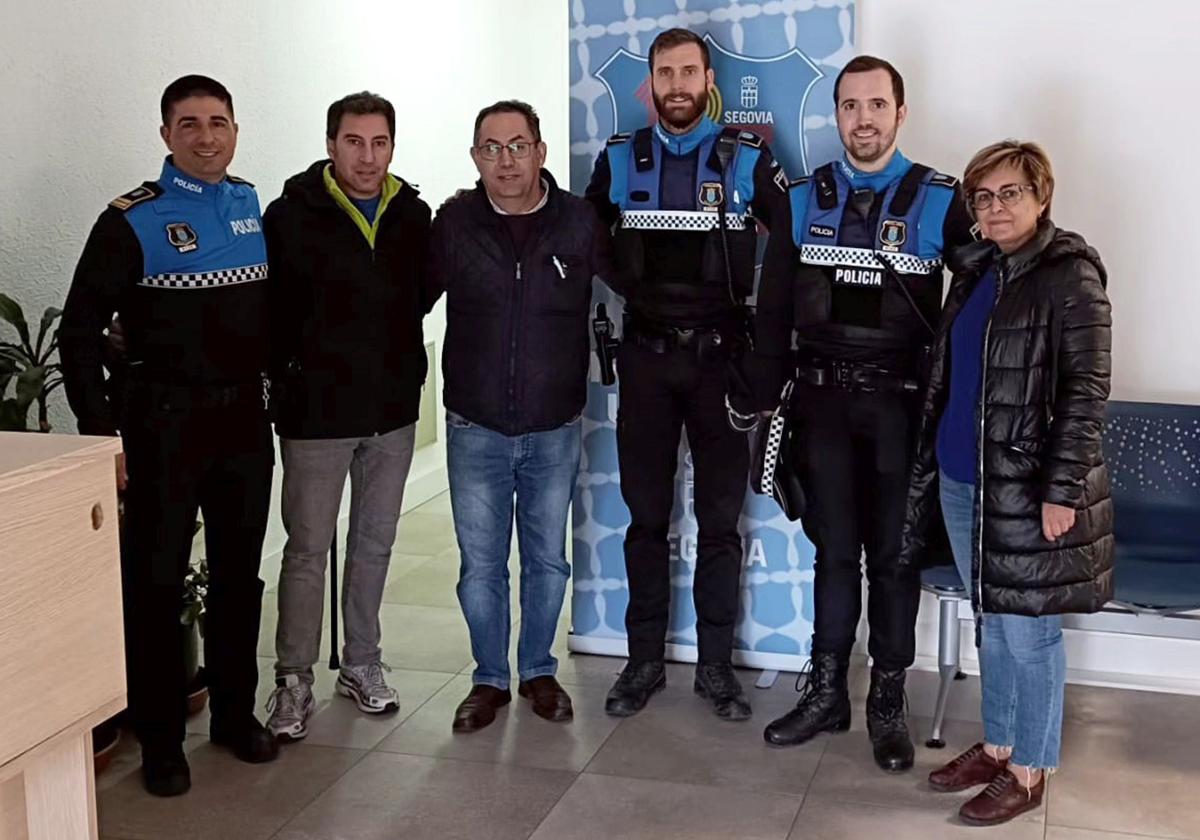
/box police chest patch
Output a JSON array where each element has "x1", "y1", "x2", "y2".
[
  {"x1": 808, "y1": 224, "x2": 835, "y2": 239},
  {"x1": 698, "y1": 181, "x2": 724, "y2": 211},
  {"x1": 879, "y1": 219, "x2": 906, "y2": 252},
  {"x1": 166, "y1": 222, "x2": 199, "y2": 253}
]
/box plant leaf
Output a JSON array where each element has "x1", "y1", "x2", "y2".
[
  {"x1": 35, "y1": 307, "x2": 63, "y2": 359},
  {"x1": 15, "y1": 365, "x2": 45, "y2": 409},
  {"x1": 0, "y1": 398, "x2": 28, "y2": 431},
  {"x1": 0, "y1": 293, "x2": 31, "y2": 351}
]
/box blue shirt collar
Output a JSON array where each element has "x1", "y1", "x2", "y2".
[
  {"x1": 653, "y1": 116, "x2": 721, "y2": 156},
  {"x1": 159, "y1": 157, "x2": 225, "y2": 198},
  {"x1": 837, "y1": 149, "x2": 912, "y2": 192}
]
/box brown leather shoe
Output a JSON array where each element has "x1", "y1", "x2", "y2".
[
  {"x1": 958, "y1": 769, "x2": 1045, "y2": 826},
  {"x1": 518, "y1": 676, "x2": 574, "y2": 722},
  {"x1": 452, "y1": 685, "x2": 511, "y2": 733},
  {"x1": 929, "y1": 742, "x2": 1007, "y2": 792}
]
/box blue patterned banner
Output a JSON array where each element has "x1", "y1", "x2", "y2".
[{"x1": 568, "y1": 0, "x2": 856, "y2": 668}]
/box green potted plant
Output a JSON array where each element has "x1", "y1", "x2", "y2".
[
  {"x1": 182, "y1": 523, "x2": 210, "y2": 715},
  {"x1": 0, "y1": 292, "x2": 63, "y2": 432}
]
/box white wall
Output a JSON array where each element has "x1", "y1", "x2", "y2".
[
  {"x1": 0, "y1": 0, "x2": 569, "y2": 557},
  {"x1": 859, "y1": 0, "x2": 1200, "y2": 405}
]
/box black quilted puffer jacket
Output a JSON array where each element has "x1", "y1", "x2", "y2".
[{"x1": 900, "y1": 220, "x2": 1114, "y2": 617}]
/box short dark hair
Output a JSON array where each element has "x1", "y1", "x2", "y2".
[
  {"x1": 648, "y1": 28, "x2": 711, "y2": 73},
  {"x1": 161, "y1": 75, "x2": 233, "y2": 124},
  {"x1": 472, "y1": 100, "x2": 541, "y2": 146},
  {"x1": 326, "y1": 91, "x2": 396, "y2": 141},
  {"x1": 833, "y1": 55, "x2": 905, "y2": 108}
]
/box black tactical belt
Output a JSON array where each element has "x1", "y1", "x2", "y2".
[
  {"x1": 796, "y1": 361, "x2": 917, "y2": 393},
  {"x1": 625, "y1": 322, "x2": 730, "y2": 355}
]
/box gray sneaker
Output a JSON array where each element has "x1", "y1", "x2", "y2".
[
  {"x1": 337, "y1": 661, "x2": 400, "y2": 714},
  {"x1": 266, "y1": 674, "x2": 315, "y2": 742}
]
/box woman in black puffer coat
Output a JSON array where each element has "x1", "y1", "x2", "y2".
[{"x1": 899, "y1": 141, "x2": 1113, "y2": 827}]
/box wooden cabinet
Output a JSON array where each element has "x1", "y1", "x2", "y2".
[{"x1": 0, "y1": 433, "x2": 126, "y2": 840}]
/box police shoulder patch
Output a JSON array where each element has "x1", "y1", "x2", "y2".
[
  {"x1": 226, "y1": 174, "x2": 256, "y2": 187},
  {"x1": 108, "y1": 182, "x2": 163, "y2": 211},
  {"x1": 735, "y1": 130, "x2": 764, "y2": 148},
  {"x1": 930, "y1": 172, "x2": 959, "y2": 188},
  {"x1": 606, "y1": 132, "x2": 632, "y2": 146}
]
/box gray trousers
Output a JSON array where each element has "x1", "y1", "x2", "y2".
[{"x1": 275, "y1": 424, "x2": 416, "y2": 682}]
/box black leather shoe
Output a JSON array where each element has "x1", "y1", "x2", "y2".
[
  {"x1": 210, "y1": 714, "x2": 280, "y2": 764},
  {"x1": 867, "y1": 667, "x2": 914, "y2": 772},
  {"x1": 763, "y1": 652, "x2": 851, "y2": 747},
  {"x1": 605, "y1": 660, "x2": 666, "y2": 717},
  {"x1": 142, "y1": 746, "x2": 191, "y2": 797},
  {"x1": 694, "y1": 662, "x2": 752, "y2": 721}
]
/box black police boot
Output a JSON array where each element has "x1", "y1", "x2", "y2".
[
  {"x1": 866, "y1": 667, "x2": 915, "y2": 773},
  {"x1": 605, "y1": 660, "x2": 666, "y2": 717},
  {"x1": 141, "y1": 744, "x2": 191, "y2": 797},
  {"x1": 763, "y1": 651, "x2": 851, "y2": 747},
  {"x1": 210, "y1": 714, "x2": 280, "y2": 764},
  {"x1": 694, "y1": 662, "x2": 752, "y2": 721}
]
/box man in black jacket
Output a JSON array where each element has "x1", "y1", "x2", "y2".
[
  {"x1": 262, "y1": 92, "x2": 433, "y2": 742},
  {"x1": 428, "y1": 100, "x2": 610, "y2": 733}
]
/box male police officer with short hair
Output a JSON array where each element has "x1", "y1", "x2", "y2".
[
  {"x1": 586, "y1": 28, "x2": 789, "y2": 720},
  {"x1": 755, "y1": 56, "x2": 975, "y2": 771},
  {"x1": 60, "y1": 75, "x2": 278, "y2": 797}
]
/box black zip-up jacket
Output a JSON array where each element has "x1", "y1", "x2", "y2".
[
  {"x1": 263, "y1": 159, "x2": 433, "y2": 439},
  {"x1": 427, "y1": 169, "x2": 611, "y2": 436},
  {"x1": 900, "y1": 221, "x2": 1114, "y2": 617}
]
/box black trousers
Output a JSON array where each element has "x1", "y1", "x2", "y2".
[
  {"x1": 791, "y1": 385, "x2": 920, "y2": 671},
  {"x1": 120, "y1": 384, "x2": 273, "y2": 752},
  {"x1": 616, "y1": 341, "x2": 749, "y2": 663}
]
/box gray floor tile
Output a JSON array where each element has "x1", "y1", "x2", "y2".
[
  {"x1": 584, "y1": 668, "x2": 824, "y2": 796},
  {"x1": 806, "y1": 716, "x2": 1016, "y2": 814},
  {"x1": 1046, "y1": 827, "x2": 1186, "y2": 840},
  {"x1": 1064, "y1": 682, "x2": 1200, "y2": 745},
  {"x1": 375, "y1": 674, "x2": 621, "y2": 772},
  {"x1": 295, "y1": 666, "x2": 456, "y2": 751},
  {"x1": 97, "y1": 743, "x2": 364, "y2": 840},
  {"x1": 789, "y1": 799, "x2": 1044, "y2": 839},
  {"x1": 376, "y1": 602, "x2": 474, "y2": 674},
  {"x1": 382, "y1": 549, "x2": 461, "y2": 608},
  {"x1": 393, "y1": 510, "x2": 461, "y2": 557},
  {"x1": 412, "y1": 490, "x2": 453, "y2": 517},
  {"x1": 1049, "y1": 725, "x2": 1200, "y2": 839},
  {"x1": 528, "y1": 773, "x2": 802, "y2": 840},
  {"x1": 274, "y1": 752, "x2": 572, "y2": 840}
]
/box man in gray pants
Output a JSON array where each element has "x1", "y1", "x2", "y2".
[{"x1": 262, "y1": 92, "x2": 434, "y2": 740}]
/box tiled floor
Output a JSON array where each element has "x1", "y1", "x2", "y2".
[{"x1": 97, "y1": 493, "x2": 1200, "y2": 840}]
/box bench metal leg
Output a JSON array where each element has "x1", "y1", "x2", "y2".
[{"x1": 926, "y1": 595, "x2": 962, "y2": 749}]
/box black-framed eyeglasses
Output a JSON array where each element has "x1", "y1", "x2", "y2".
[
  {"x1": 475, "y1": 141, "x2": 535, "y2": 161},
  {"x1": 970, "y1": 183, "x2": 1037, "y2": 212}
]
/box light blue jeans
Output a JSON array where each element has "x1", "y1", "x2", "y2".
[
  {"x1": 447, "y1": 412, "x2": 581, "y2": 690},
  {"x1": 939, "y1": 471, "x2": 1065, "y2": 769}
]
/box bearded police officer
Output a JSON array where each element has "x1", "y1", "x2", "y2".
[
  {"x1": 60, "y1": 75, "x2": 278, "y2": 797},
  {"x1": 586, "y1": 28, "x2": 789, "y2": 720},
  {"x1": 755, "y1": 56, "x2": 975, "y2": 771}
]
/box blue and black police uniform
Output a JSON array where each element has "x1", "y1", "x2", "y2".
[
  {"x1": 755, "y1": 150, "x2": 975, "y2": 673},
  {"x1": 586, "y1": 116, "x2": 788, "y2": 667},
  {"x1": 60, "y1": 157, "x2": 274, "y2": 759}
]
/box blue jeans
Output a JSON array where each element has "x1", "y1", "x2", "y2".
[
  {"x1": 447, "y1": 412, "x2": 582, "y2": 690},
  {"x1": 939, "y1": 471, "x2": 1065, "y2": 769}
]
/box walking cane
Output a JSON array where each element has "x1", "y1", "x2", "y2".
[{"x1": 328, "y1": 526, "x2": 340, "y2": 670}]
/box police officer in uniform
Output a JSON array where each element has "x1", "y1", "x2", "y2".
[
  {"x1": 60, "y1": 75, "x2": 278, "y2": 797},
  {"x1": 586, "y1": 29, "x2": 789, "y2": 720},
  {"x1": 754, "y1": 56, "x2": 975, "y2": 770}
]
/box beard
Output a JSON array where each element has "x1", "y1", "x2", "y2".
[
  {"x1": 653, "y1": 87, "x2": 709, "y2": 130},
  {"x1": 840, "y1": 120, "x2": 898, "y2": 165}
]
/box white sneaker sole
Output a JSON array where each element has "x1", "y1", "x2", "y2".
[
  {"x1": 336, "y1": 678, "x2": 400, "y2": 715},
  {"x1": 268, "y1": 697, "x2": 315, "y2": 743}
]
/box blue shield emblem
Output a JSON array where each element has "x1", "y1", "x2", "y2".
[{"x1": 594, "y1": 33, "x2": 823, "y2": 176}]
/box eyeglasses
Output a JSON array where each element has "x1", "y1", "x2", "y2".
[
  {"x1": 969, "y1": 184, "x2": 1037, "y2": 212},
  {"x1": 475, "y1": 141, "x2": 535, "y2": 161}
]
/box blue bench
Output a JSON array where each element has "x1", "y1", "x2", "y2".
[{"x1": 921, "y1": 400, "x2": 1200, "y2": 747}]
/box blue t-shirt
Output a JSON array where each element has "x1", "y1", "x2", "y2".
[
  {"x1": 350, "y1": 193, "x2": 381, "y2": 223},
  {"x1": 937, "y1": 267, "x2": 998, "y2": 483}
]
